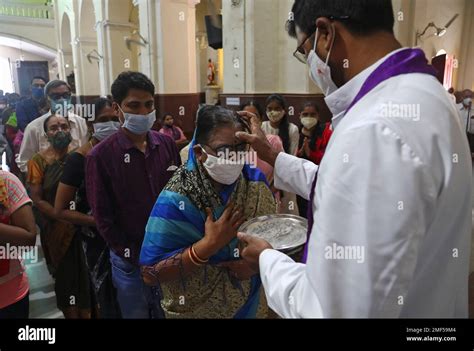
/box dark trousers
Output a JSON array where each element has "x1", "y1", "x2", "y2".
[{"x1": 0, "y1": 292, "x2": 29, "y2": 319}]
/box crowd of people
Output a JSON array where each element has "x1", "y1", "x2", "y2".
[{"x1": 0, "y1": 70, "x2": 337, "y2": 319}]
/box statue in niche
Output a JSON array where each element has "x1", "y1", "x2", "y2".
[{"x1": 207, "y1": 58, "x2": 216, "y2": 85}]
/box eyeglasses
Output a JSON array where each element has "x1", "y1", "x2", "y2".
[
  {"x1": 204, "y1": 142, "x2": 250, "y2": 156},
  {"x1": 49, "y1": 92, "x2": 71, "y2": 100},
  {"x1": 292, "y1": 15, "x2": 350, "y2": 64},
  {"x1": 293, "y1": 33, "x2": 314, "y2": 64}
]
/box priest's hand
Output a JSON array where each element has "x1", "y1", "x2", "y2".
[
  {"x1": 235, "y1": 111, "x2": 281, "y2": 167},
  {"x1": 237, "y1": 232, "x2": 273, "y2": 272}
]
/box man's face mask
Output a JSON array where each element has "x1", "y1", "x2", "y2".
[
  {"x1": 49, "y1": 92, "x2": 72, "y2": 117},
  {"x1": 307, "y1": 26, "x2": 338, "y2": 96},
  {"x1": 118, "y1": 106, "x2": 156, "y2": 135}
]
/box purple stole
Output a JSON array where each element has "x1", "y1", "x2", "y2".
[{"x1": 302, "y1": 48, "x2": 438, "y2": 263}]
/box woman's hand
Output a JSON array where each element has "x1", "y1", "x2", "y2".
[
  {"x1": 195, "y1": 203, "x2": 246, "y2": 259},
  {"x1": 303, "y1": 137, "x2": 311, "y2": 157}
]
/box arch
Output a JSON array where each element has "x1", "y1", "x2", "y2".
[
  {"x1": 60, "y1": 12, "x2": 72, "y2": 50},
  {"x1": 60, "y1": 12, "x2": 74, "y2": 78},
  {"x1": 79, "y1": 0, "x2": 97, "y2": 38},
  {"x1": 0, "y1": 33, "x2": 56, "y2": 59}
]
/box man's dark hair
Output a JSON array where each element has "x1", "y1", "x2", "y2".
[
  {"x1": 31, "y1": 76, "x2": 47, "y2": 85},
  {"x1": 287, "y1": 0, "x2": 395, "y2": 38},
  {"x1": 111, "y1": 71, "x2": 155, "y2": 105},
  {"x1": 195, "y1": 106, "x2": 249, "y2": 146}
]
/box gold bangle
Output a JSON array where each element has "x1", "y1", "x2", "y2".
[{"x1": 191, "y1": 245, "x2": 209, "y2": 264}]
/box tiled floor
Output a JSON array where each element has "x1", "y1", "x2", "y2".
[
  {"x1": 20, "y1": 195, "x2": 474, "y2": 319},
  {"x1": 24, "y1": 235, "x2": 63, "y2": 319}
]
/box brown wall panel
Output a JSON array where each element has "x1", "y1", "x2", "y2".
[
  {"x1": 219, "y1": 93, "x2": 333, "y2": 125},
  {"x1": 75, "y1": 93, "x2": 206, "y2": 138}
]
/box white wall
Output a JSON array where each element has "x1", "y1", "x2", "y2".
[
  {"x1": 0, "y1": 16, "x2": 56, "y2": 51},
  {"x1": 0, "y1": 45, "x2": 57, "y2": 94},
  {"x1": 196, "y1": 0, "x2": 220, "y2": 92},
  {"x1": 394, "y1": 0, "x2": 473, "y2": 90},
  {"x1": 223, "y1": 0, "x2": 320, "y2": 94}
]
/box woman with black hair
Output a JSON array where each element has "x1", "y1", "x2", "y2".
[
  {"x1": 54, "y1": 98, "x2": 121, "y2": 318},
  {"x1": 297, "y1": 102, "x2": 332, "y2": 165},
  {"x1": 262, "y1": 94, "x2": 299, "y2": 156},
  {"x1": 262, "y1": 95, "x2": 300, "y2": 215},
  {"x1": 140, "y1": 105, "x2": 276, "y2": 318},
  {"x1": 240, "y1": 101, "x2": 284, "y2": 188},
  {"x1": 27, "y1": 114, "x2": 93, "y2": 319},
  {"x1": 296, "y1": 102, "x2": 333, "y2": 218}
]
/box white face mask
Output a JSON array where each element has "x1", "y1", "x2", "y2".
[
  {"x1": 201, "y1": 147, "x2": 245, "y2": 185},
  {"x1": 301, "y1": 117, "x2": 318, "y2": 129},
  {"x1": 118, "y1": 106, "x2": 156, "y2": 135},
  {"x1": 464, "y1": 98, "x2": 472, "y2": 106},
  {"x1": 93, "y1": 121, "x2": 120, "y2": 141},
  {"x1": 267, "y1": 110, "x2": 285, "y2": 123},
  {"x1": 307, "y1": 27, "x2": 338, "y2": 96}
]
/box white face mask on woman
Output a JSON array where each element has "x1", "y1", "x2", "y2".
[
  {"x1": 301, "y1": 117, "x2": 318, "y2": 129},
  {"x1": 201, "y1": 146, "x2": 244, "y2": 185},
  {"x1": 267, "y1": 110, "x2": 285, "y2": 123},
  {"x1": 307, "y1": 27, "x2": 339, "y2": 96}
]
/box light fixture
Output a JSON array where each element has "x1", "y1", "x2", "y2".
[
  {"x1": 124, "y1": 30, "x2": 148, "y2": 50},
  {"x1": 416, "y1": 14, "x2": 459, "y2": 45},
  {"x1": 86, "y1": 49, "x2": 103, "y2": 64}
]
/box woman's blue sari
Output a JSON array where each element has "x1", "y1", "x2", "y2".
[{"x1": 140, "y1": 140, "x2": 276, "y2": 318}]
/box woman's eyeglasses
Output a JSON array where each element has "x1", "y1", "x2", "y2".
[{"x1": 205, "y1": 143, "x2": 250, "y2": 156}]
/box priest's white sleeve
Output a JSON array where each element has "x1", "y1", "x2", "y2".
[
  {"x1": 273, "y1": 153, "x2": 318, "y2": 200},
  {"x1": 259, "y1": 249, "x2": 323, "y2": 318}
]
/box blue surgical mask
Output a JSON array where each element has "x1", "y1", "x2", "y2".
[
  {"x1": 31, "y1": 87, "x2": 44, "y2": 100},
  {"x1": 92, "y1": 121, "x2": 120, "y2": 141},
  {"x1": 51, "y1": 98, "x2": 72, "y2": 117},
  {"x1": 118, "y1": 106, "x2": 156, "y2": 135}
]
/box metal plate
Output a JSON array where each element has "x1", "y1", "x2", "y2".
[{"x1": 239, "y1": 214, "x2": 308, "y2": 252}]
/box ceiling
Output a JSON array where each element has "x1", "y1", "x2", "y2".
[{"x1": 0, "y1": 35, "x2": 56, "y2": 60}]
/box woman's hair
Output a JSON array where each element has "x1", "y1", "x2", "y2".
[
  {"x1": 240, "y1": 100, "x2": 265, "y2": 120},
  {"x1": 162, "y1": 113, "x2": 173, "y2": 121},
  {"x1": 195, "y1": 105, "x2": 249, "y2": 146},
  {"x1": 302, "y1": 101, "x2": 319, "y2": 114},
  {"x1": 266, "y1": 94, "x2": 290, "y2": 153},
  {"x1": 43, "y1": 114, "x2": 70, "y2": 134},
  {"x1": 92, "y1": 97, "x2": 113, "y2": 122},
  {"x1": 301, "y1": 101, "x2": 325, "y2": 150}
]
